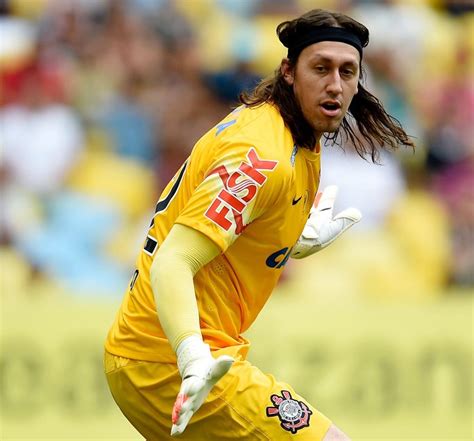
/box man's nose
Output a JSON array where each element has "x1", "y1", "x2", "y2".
[{"x1": 326, "y1": 71, "x2": 343, "y2": 95}]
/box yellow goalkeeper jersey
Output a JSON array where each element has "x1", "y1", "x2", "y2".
[{"x1": 105, "y1": 103, "x2": 321, "y2": 362}]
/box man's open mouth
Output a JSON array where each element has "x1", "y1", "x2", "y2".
[
  {"x1": 320, "y1": 101, "x2": 341, "y2": 111},
  {"x1": 320, "y1": 101, "x2": 342, "y2": 117}
]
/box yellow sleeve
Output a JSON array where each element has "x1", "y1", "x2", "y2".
[{"x1": 149, "y1": 223, "x2": 220, "y2": 352}]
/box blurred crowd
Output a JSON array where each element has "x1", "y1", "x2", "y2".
[{"x1": 0, "y1": 0, "x2": 472, "y2": 299}]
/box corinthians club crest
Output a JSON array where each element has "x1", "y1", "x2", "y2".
[{"x1": 266, "y1": 390, "x2": 312, "y2": 434}]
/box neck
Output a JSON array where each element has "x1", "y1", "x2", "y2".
[{"x1": 313, "y1": 133, "x2": 322, "y2": 150}]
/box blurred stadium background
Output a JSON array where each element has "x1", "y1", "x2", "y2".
[{"x1": 0, "y1": 0, "x2": 472, "y2": 440}]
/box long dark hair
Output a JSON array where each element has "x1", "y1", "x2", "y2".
[{"x1": 240, "y1": 9, "x2": 414, "y2": 161}]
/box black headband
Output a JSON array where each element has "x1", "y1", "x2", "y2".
[{"x1": 286, "y1": 27, "x2": 364, "y2": 60}]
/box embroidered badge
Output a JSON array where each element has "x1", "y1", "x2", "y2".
[{"x1": 266, "y1": 390, "x2": 312, "y2": 434}]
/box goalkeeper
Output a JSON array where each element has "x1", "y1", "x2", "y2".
[{"x1": 104, "y1": 8, "x2": 413, "y2": 441}]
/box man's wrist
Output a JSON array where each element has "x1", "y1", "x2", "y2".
[{"x1": 176, "y1": 335, "x2": 210, "y2": 378}]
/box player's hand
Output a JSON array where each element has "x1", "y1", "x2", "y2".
[
  {"x1": 290, "y1": 185, "x2": 361, "y2": 259},
  {"x1": 171, "y1": 336, "x2": 234, "y2": 437}
]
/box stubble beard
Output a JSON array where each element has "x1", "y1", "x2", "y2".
[{"x1": 312, "y1": 116, "x2": 343, "y2": 136}]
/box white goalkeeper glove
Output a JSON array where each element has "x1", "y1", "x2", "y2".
[
  {"x1": 171, "y1": 336, "x2": 234, "y2": 437},
  {"x1": 290, "y1": 185, "x2": 362, "y2": 259}
]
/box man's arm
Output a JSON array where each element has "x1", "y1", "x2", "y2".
[{"x1": 149, "y1": 223, "x2": 234, "y2": 437}]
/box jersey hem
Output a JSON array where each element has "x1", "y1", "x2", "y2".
[
  {"x1": 104, "y1": 340, "x2": 251, "y2": 364},
  {"x1": 104, "y1": 343, "x2": 177, "y2": 363}
]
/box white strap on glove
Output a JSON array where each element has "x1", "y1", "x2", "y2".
[
  {"x1": 171, "y1": 336, "x2": 234, "y2": 437},
  {"x1": 290, "y1": 185, "x2": 362, "y2": 259}
]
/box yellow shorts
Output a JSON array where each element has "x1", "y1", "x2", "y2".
[{"x1": 104, "y1": 350, "x2": 332, "y2": 440}]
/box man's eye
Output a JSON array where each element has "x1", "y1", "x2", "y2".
[
  {"x1": 342, "y1": 69, "x2": 355, "y2": 77},
  {"x1": 315, "y1": 66, "x2": 327, "y2": 73}
]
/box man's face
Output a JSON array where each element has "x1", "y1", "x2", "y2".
[{"x1": 282, "y1": 41, "x2": 360, "y2": 138}]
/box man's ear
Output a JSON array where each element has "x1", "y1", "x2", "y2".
[{"x1": 280, "y1": 58, "x2": 294, "y2": 86}]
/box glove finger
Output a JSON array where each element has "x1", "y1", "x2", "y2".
[
  {"x1": 324, "y1": 213, "x2": 360, "y2": 242},
  {"x1": 333, "y1": 207, "x2": 362, "y2": 223},
  {"x1": 172, "y1": 392, "x2": 188, "y2": 425},
  {"x1": 171, "y1": 390, "x2": 198, "y2": 436},
  {"x1": 171, "y1": 423, "x2": 183, "y2": 437},
  {"x1": 171, "y1": 408, "x2": 193, "y2": 437},
  {"x1": 171, "y1": 377, "x2": 202, "y2": 425},
  {"x1": 312, "y1": 191, "x2": 322, "y2": 209},
  {"x1": 314, "y1": 185, "x2": 338, "y2": 219},
  {"x1": 208, "y1": 356, "x2": 234, "y2": 382},
  {"x1": 317, "y1": 208, "x2": 361, "y2": 247}
]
